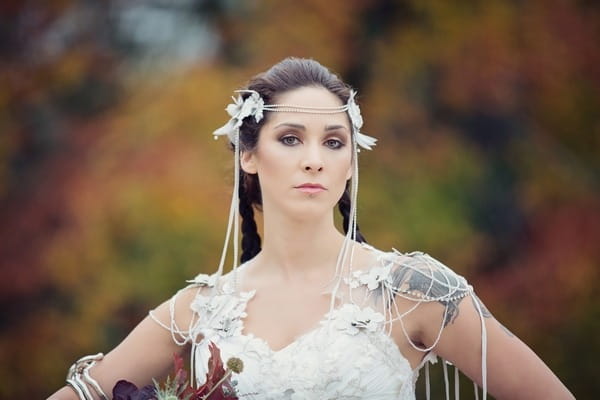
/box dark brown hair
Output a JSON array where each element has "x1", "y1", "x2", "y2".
[{"x1": 236, "y1": 57, "x2": 367, "y2": 262}]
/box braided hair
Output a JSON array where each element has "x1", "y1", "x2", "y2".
[{"x1": 236, "y1": 58, "x2": 367, "y2": 263}]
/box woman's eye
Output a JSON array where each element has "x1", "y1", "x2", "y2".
[
  {"x1": 325, "y1": 139, "x2": 344, "y2": 149},
  {"x1": 280, "y1": 136, "x2": 300, "y2": 146}
]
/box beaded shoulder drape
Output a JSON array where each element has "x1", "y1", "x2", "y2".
[{"x1": 150, "y1": 245, "x2": 486, "y2": 400}]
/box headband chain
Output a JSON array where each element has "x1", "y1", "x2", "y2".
[{"x1": 213, "y1": 89, "x2": 377, "y2": 150}]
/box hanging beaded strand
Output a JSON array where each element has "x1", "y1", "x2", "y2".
[{"x1": 212, "y1": 89, "x2": 376, "y2": 295}]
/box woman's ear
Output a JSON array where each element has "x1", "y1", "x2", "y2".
[
  {"x1": 345, "y1": 161, "x2": 353, "y2": 181},
  {"x1": 241, "y1": 151, "x2": 258, "y2": 174}
]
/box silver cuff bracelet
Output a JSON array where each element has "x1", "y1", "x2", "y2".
[{"x1": 66, "y1": 353, "x2": 109, "y2": 400}]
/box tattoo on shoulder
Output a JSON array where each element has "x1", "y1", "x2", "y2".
[
  {"x1": 393, "y1": 267, "x2": 468, "y2": 327},
  {"x1": 387, "y1": 264, "x2": 516, "y2": 337},
  {"x1": 470, "y1": 293, "x2": 515, "y2": 338},
  {"x1": 470, "y1": 293, "x2": 492, "y2": 318}
]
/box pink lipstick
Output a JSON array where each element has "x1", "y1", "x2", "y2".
[{"x1": 295, "y1": 183, "x2": 326, "y2": 194}]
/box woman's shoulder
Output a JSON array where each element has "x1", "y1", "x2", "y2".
[
  {"x1": 359, "y1": 242, "x2": 473, "y2": 300},
  {"x1": 185, "y1": 270, "x2": 238, "y2": 293},
  {"x1": 150, "y1": 271, "x2": 226, "y2": 323},
  {"x1": 148, "y1": 269, "x2": 249, "y2": 341}
]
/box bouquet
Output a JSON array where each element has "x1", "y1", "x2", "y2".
[{"x1": 112, "y1": 342, "x2": 243, "y2": 400}]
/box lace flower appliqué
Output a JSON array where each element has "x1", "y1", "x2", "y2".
[
  {"x1": 187, "y1": 273, "x2": 219, "y2": 287},
  {"x1": 190, "y1": 286, "x2": 255, "y2": 339},
  {"x1": 328, "y1": 304, "x2": 384, "y2": 336},
  {"x1": 346, "y1": 263, "x2": 393, "y2": 291}
]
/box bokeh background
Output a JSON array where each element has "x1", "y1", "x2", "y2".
[{"x1": 1, "y1": 0, "x2": 598, "y2": 398}]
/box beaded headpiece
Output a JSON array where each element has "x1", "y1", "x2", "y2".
[
  {"x1": 212, "y1": 88, "x2": 376, "y2": 297},
  {"x1": 213, "y1": 89, "x2": 377, "y2": 150}
]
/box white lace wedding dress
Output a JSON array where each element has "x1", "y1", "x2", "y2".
[{"x1": 150, "y1": 245, "x2": 486, "y2": 399}]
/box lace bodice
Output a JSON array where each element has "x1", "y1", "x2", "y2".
[{"x1": 150, "y1": 246, "x2": 484, "y2": 399}]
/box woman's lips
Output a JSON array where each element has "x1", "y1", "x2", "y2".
[{"x1": 295, "y1": 184, "x2": 326, "y2": 194}]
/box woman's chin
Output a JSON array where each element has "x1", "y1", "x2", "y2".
[{"x1": 268, "y1": 202, "x2": 336, "y2": 222}]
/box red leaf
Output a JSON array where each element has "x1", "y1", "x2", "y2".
[
  {"x1": 194, "y1": 342, "x2": 238, "y2": 399},
  {"x1": 172, "y1": 353, "x2": 187, "y2": 386}
]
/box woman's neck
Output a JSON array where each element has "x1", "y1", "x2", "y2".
[{"x1": 253, "y1": 209, "x2": 347, "y2": 282}]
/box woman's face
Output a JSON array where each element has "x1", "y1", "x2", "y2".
[{"x1": 241, "y1": 86, "x2": 353, "y2": 220}]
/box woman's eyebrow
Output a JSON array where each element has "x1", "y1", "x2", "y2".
[
  {"x1": 325, "y1": 124, "x2": 348, "y2": 131},
  {"x1": 273, "y1": 122, "x2": 305, "y2": 130}
]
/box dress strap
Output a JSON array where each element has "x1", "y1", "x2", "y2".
[
  {"x1": 455, "y1": 365, "x2": 460, "y2": 399},
  {"x1": 443, "y1": 360, "x2": 450, "y2": 400}
]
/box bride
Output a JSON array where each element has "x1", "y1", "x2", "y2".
[{"x1": 49, "y1": 57, "x2": 574, "y2": 399}]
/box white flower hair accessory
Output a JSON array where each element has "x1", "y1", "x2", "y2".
[
  {"x1": 213, "y1": 89, "x2": 377, "y2": 151},
  {"x1": 346, "y1": 90, "x2": 377, "y2": 151},
  {"x1": 213, "y1": 90, "x2": 265, "y2": 145}
]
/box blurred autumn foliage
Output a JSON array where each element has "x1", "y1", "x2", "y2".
[{"x1": 1, "y1": 0, "x2": 598, "y2": 398}]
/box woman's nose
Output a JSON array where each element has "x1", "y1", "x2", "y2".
[{"x1": 301, "y1": 146, "x2": 324, "y2": 172}]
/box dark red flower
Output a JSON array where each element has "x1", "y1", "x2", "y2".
[
  {"x1": 112, "y1": 379, "x2": 156, "y2": 400},
  {"x1": 111, "y1": 343, "x2": 239, "y2": 400}
]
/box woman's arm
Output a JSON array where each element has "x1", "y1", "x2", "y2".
[
  {"x1": 47, "y1": 286, "x2": 198, "y2": 400},
  {"x1": 420, "y1": 293, "x2": 575, "y2": 400}
]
